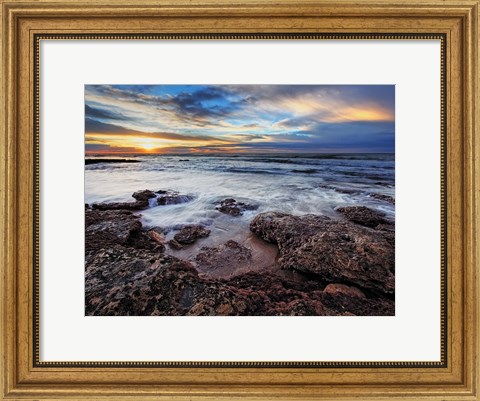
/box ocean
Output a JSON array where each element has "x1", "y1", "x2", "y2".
[{"x1": 85, "y1": 153, "x2": 395, "y2": 274}]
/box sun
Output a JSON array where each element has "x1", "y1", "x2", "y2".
[
  {"x1": 136, "y1": 138, "x2": 158, "y2": 152},
  {"x1": 141, "y1": 142, "x2": 156, "y2": 150}
]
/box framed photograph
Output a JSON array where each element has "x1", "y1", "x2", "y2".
[{"x1": 1, "y1": 0, "x2": 478, "y2": 400}]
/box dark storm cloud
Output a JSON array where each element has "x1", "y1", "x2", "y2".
[
  {"x1": 85, "y1": 104, "x2": 129, "y2": 121},
  {"x1": 85, "y1": 118, "x2": 228, "y2": 143}
]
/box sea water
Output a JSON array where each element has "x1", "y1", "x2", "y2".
[{"x1": 85, "y1": 153, "x2": 395, "y2": 274}]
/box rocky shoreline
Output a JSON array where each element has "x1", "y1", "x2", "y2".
[{"x1": 85, "y1": 189, "x2": 395, "y2": 316}]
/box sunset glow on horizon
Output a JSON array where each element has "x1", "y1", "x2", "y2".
[{"x1": 85, "y1": 85, "x2": 395, "y2": 155}]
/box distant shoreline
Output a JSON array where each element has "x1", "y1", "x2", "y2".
[{"x1": 85, "y1": 158, "x2": 141, "y2": 165}]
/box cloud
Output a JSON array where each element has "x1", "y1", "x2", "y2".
[
  {"x1": 85, "y1": 143, "x2": 140, "y2": 154},
  {"x1": 85, "y1": 104, "x2": 129, "y2": 121},
  {"x1": 85, "y1": 118, "x2": 229, "y2": 143}
]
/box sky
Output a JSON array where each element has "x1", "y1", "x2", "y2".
[{"x1": 85, "y1": 84, "x2": 395, "y2": 155}]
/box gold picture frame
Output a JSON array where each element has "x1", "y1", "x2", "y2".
[{"x1": 1, "y1": 0, "x2": 478, "y2": 399}]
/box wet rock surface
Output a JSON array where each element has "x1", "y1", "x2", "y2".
[
  {"x1": 371, "y1": 193, "x2": 395, "y2": 205},
  {"x1": 132, "y1": 189, "x2": 157, "y2": 202},
  {"x1": 215, "y1": 198, "x2": 258, "y2": 216},
  {"x1": 336, "y1": 206, "x2": 393, "y2": 228},
  {"x1": 168, "y1": 225, "x2": 211, "y2": 249},
  {"x1": 91, "y1": 189, "x2": 194, "y2": 210},
  {"x1": 91, "y1": 199, "x2": 149, "y2": 211},
  {"x1": 195, "y1": 240, "x2": 252, "y2": 273},
  {"x1": 85, "y1": 209, "x2": 164, "y2": 262},
  {"x1": 156, "y1": 190, "x2": 195, "y2": 205},
  {"x1": 92, "y1": 190, "x2": 155, "y2": 211},
  {"x1": 250, "y1": 210, "x2": 395, "y2": 296},
  {"x1": 147, "y1": 227, "x2": 167, "y2": 246}
]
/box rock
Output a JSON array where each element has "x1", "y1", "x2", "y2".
[
  {"x1": 216, "y1": 303, "x2": 234, "y2": 315},
  {"x1": 85, "y1": 209, "x2": 141, "y2": 252},
  {"x1": 336, "y1": 206, "x2": 392, "y2": 228},
  {"x1": 85, "y1": 245, "x2": 188, "y2": 316},
  {"x1": 157, "y1": 194, "x2": 194, "y2": 205},
  {"x1": 250, "y1": 212, "x2": 394, "y2": 295},
  {"x1": 147, "y1": 228, "x2": 166, "y2": 245},
  {"x1": 92, "y1": 189, "x2": 157, "y2": 211},
  {"x1": 319, "y1": 289, "x2": 394, "y2": 316},
  {"x1": 196, "y1": 240, "x2": 252, "y2": 272},
  {"x1": 91, "y1": 200, "x2": 149, "y2": 211},
  {"x1": 291, "y1": 168, "x2": 318, "y2": 174},
  {"x1": 371, "y1": 193, "x2": 395, "y2": 205},
  {"x1": 168, "y1": 239, "x2": 184, "y2": 250},
  {"x1": 85, "y1": 209, "x2": 164, "y2": 263},
  {"x1": 91, "y1": 189, "x2": 194, "y2": 210},
  {"x1": 156, "y1": 190, "x2": 195, "y2": 205},
  {"x1": 324, "y1": 283, "x2": 365, "y2": 298},
  {"x1": 174, "y1": 225, "x2": 210, "y2": 244},
  {"x1": 132, "y1": 189, "x2": 157, "y2": 202},
  {"x1": 85, "y1": 254, "x2": 394, "y2": 316},
  {"x1": 168, "y1": 225, "x2": 210, "y2": 249},
  {"x1": 215, "y1": 198, "x2": 258, "y2": 216}
]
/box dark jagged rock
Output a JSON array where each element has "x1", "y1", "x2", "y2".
[
  {"x1": 157, "y1": 194, "x2": 194, "y2": 205},
  {"x1": 92, "y1": 199, "x2": 149, "y2": 211},
  {"x1": 156, "y1": 190, "x2": 195, "y2": 205},
  {"x1": 168, "y1": 225, "x2": 210, "y2": 249},
  {"x1": 91, "y1": 190, "x2": 157, "y2": 211},
  {"x1": 250, "y1": 211, "x2": 394, "y2": 295},
  {"x1": 86, "y1": 209, "x2": 141, "y2": 254},
  {"x1": 85, "y1": 245, "x2": 186, "y2": 316},
  {"x1": 175, "y1": 225, "x2": 211, "y2": 244},
  {"x1": 132, "y1": 189, "x2": 157, "y2": 202},
  {"x1": 92, "y1": 189, "x2": 195, "y2": 210},
  {"x1": 215, "y1": 198, "x2": 258, "y2": 216},
  {"x1": 195, "y1": 240, "x2": 252, "y2": 272},
  {"x1": 324, "y1": 283, "x2": 365, "y2": 298},
  {"x1": 336, "y1": 206, "x2": 393, "y2": 228},
  {"x1": 85, "y1": 209, "x2": 164, "y2": 263},
  {"x1": 371, "y1": 193, "x2": 396, "y2": 205},
  {"x1": 86, "y1": 252, "x2": 394, "y2": 316}
]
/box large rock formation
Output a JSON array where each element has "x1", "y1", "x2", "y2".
[
  {"x1": 86, "y1": 248, "x2": 394, "y2": 316},
  {"x1": 250, "y1": 211, "x2": 395, "y2": 295}
]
